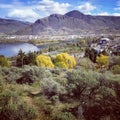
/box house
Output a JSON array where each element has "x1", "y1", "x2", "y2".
[
  {"x1": 91, "y1": 38, "x2": 111, "y2": 53},
  {"x1": 98, "y1": 38, "x2": 110, "y2": 46}
]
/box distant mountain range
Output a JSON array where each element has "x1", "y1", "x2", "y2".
[
  {"x1": 0, "y1": 18, "x2": 30, "y2": 35},
  {"x1": 0, "y1": 10, "x2": 120, "y2": 35}
]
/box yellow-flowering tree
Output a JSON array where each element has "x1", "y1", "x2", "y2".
[
  {"x1": 36, "y1": 55, "x2": 54, "y2": 68},
  {"x1": 96, "y1": 54, "x2": 109, "y2": 68},
  {"x1": 54, "y1": 53, "x2": 76, "y2": 69}
]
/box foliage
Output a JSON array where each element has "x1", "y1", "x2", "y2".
[
  {"x1": 54, "y1": 53, "x2": 76, "y2": 69},
  {"x1": 0, "y1": 61, "x2": 120, "y2": 120},
  {"x1": 36, "y1": 54, "x2": 54, "y2": 68},
  {"x1": 51, "y1": 112, "x2": 75, "y2": 120},
  {"x1": 96, "y1": 54, "x2": 109, "y2": 67},
  {"x1": 16, "y1": 49, "x2": 26, "y2": 67},
  {"x1": 109, "y1": 56, "x2": 120, "y2": 68},
  {"x1": 66, "y1": 68, "x2": 99, "y2": 100},
  {"x1": 76, "y1": 58, "x2": 95, "y2": 70},
  {"x1": 16, "y1": 50, "x2": 37, "y2": 67},
  {"x1": 0, "y1": 55, "x2": 9, "y2": 67},
  {"x1": 41, "y1": 78, "x2": 66, "y2": 97},
  {"x1": 110, "y1": 65, "x2": 120, "y2": 74},
  {"x1": 85, "y1": 48, "x2": 98, "y2": 63},
  {"x1": 27, "y1": 51, "x2": 37, "y2": 65},
  {"x1": 0, "y1": 66, "x2": 52, "y2": 84},
  {"x1": 0, "y1": 83, "x2": 38, "y2": 120}
]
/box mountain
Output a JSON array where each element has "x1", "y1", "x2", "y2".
[
  {"x1": 1, "y1": 10, "x2": 120, "y2": 35},
  {"x1": 16, "y1": 13, "x2": 91, "y2": 35},
  {"x1": 0, "y1": 18, "x2": 30, "y2": 35}
]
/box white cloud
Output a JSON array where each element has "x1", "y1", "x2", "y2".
[
  {"x1": 8, "y1": 9, "x2": 40, "y2": 22},
  {"x1": 96, "y1": 12, "x2": 120, "y2": 16},
  {"x1": 97, "y1": 12, "x2": 109, "y2": 16},
  {"x1": 113, "y1": 13, "x2": 120, "y2": 16},
  {"x1": 77, "y1": 2, "x2": 96, "y2": 14},
  {"x1": 36, "y1": 0, "x2": 70, "y2": 15},
  {"x1": 1, "y1": 0, "x2": 71, "y2": 22}
]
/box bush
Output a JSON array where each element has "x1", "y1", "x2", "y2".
[
  {"x1": 109, "y1": 56, "x2": 120, "y2": 68},
  {"x1": 54, "y1": 53, "x2": 76, "y2": 69},
  {"x1": 0, "y1": 83, "x2": 38, "y2": 120},
  {"x1": 65, "y1": 68, "x2": 99, "y2": 100},
  {"x1": 96, "y1": 54, "x2": 109, "y2": 67},
  {"x1": 41, "y1": 78, "x2": 66, "y2": 97},
  {"x1": 110, "y1": 65, "x2": 120, "y2": 74},
  {"x1": 76, "y1": 58, "x2": 95, "y2": 70},
  {"x1": 51, "y1": 112, "x2": 75, "y2": 120},
  {"x1": 36, "y1": 55, "x2": 54, "y2": 68},
  {"x1": 0, "y1": 55, "x2": 9, "y2": 67}
]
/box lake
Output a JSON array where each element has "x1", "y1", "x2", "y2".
[{"x1": 0, "y1": 43, "x2": 40, "y2": 57}]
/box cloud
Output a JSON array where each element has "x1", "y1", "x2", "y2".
[
  {"x1": 1, "y1": 0, "x2": 71, "y2": 22},
  {"x1": 35, "y1": 0, "x2": 70, "y2": 15},
  {"x1": 77, "y1": 2, "x2": 96, "y2": 14},
  {"x1": 113, "y1": 12, "x2": 120, "y2": 16},
  {"x1": 7, "y1": 9, "x2": 40, "y2": 22},
  {"x1": 97, "y1": 12, "x2": 109, "y2": 16},
  {"x1": 96, "y1": 12, "x2": 120, "y2": 16}
]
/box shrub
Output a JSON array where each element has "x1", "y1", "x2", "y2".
[
  {"x1": 54, "y1": 53, "x2": 76, "y2": 69},
  {"x1": 41, "y1": 78, "x2": 66, "y2": 97},
  {"x1": 0, "y1": 83, "x2": 38, "y2": 120},
  {"x1": 76, "y1": 58, "x2": 95, "y2": 70},
  {"x1": 109, "y1": 56, "x2": 120, "y2": 68},
  {"x1": 110, "y1": 65, "x2": 120, "y2": 74},
  {"x1": 0, "y1": 55, "x2": 9, "y2": 67},
  {"x1": 96, "y1": 54, "x2": 109, "y2": 67},
  {"x1": 66, "y1": 67, "x2": 99, "y2": 100},
  {"x1": 51, "y1": 112, "x2": 75, "y2": 120},
  {"x1": 36, "y1": 55, "x2": 54, "y2": 68}
]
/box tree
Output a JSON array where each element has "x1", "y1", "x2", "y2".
[
  {"x1": 0, "y1": 55, "x2": 9, "y2": 67},
  {"x1": 96, "y1": 54, "x2": 109, "y2": 68},
  {"x1": 36, "y1": 54, "x2": 54, "y2": 68},
  {"x1": 54, "y1": 53, "x2": 76, "y2": 69},
  {"x1": 85, "y1": 48, "x2": 98, "y2": 63},
  {"x1": 27, "y1": 51, "x2": 37, "y2": 65},
  {"x1": 16, "y1": 49, "x2": 26, "y2": 67}
]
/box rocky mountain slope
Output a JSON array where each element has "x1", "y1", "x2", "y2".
[
  {"x1": 1, "y1": 10, "x2": 120, "y2": 35},
  {"x1": 0, "y1": 18, "x2": 30, "y2": 35}
]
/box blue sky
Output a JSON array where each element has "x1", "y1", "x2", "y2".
[{"x1": 0, "y1": 0, "x2": 120, "y2": 22}]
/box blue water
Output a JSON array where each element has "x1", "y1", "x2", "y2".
[{"x1": 0, "y1": 43, "x2": 39, "y2": 57}]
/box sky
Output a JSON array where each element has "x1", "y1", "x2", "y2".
[{"x1": 0, "y1": 0, "x2": 120, "y2": 22}]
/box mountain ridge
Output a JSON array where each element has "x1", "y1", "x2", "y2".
[
  {"x1": 0, "y1": 18, "x2": 31, "y2": 35},
  {"x1": 0, "y1": 10, "x2": 120, "y2": 35}
]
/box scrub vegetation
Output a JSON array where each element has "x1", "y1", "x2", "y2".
[{"x1": 0, "y1": 36, "x2": 120, "y2": 120}]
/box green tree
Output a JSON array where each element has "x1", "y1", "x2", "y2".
[
  {"x1": 16, "y1": 49, "x2": 26, "y2": 67},
  {"x1": 85, "y1": 48, "x2": 98, "y2": 63},
  {"x1": 27, "y1": 51, "x2": 37, "y2": 65}
]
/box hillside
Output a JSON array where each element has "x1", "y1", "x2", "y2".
[
  {"x1": 0, "y1": 10, "x2": 120, "y2": 35},
  {"x1": 0, "y1": 18, "x2": 30, "y2": 35}
]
